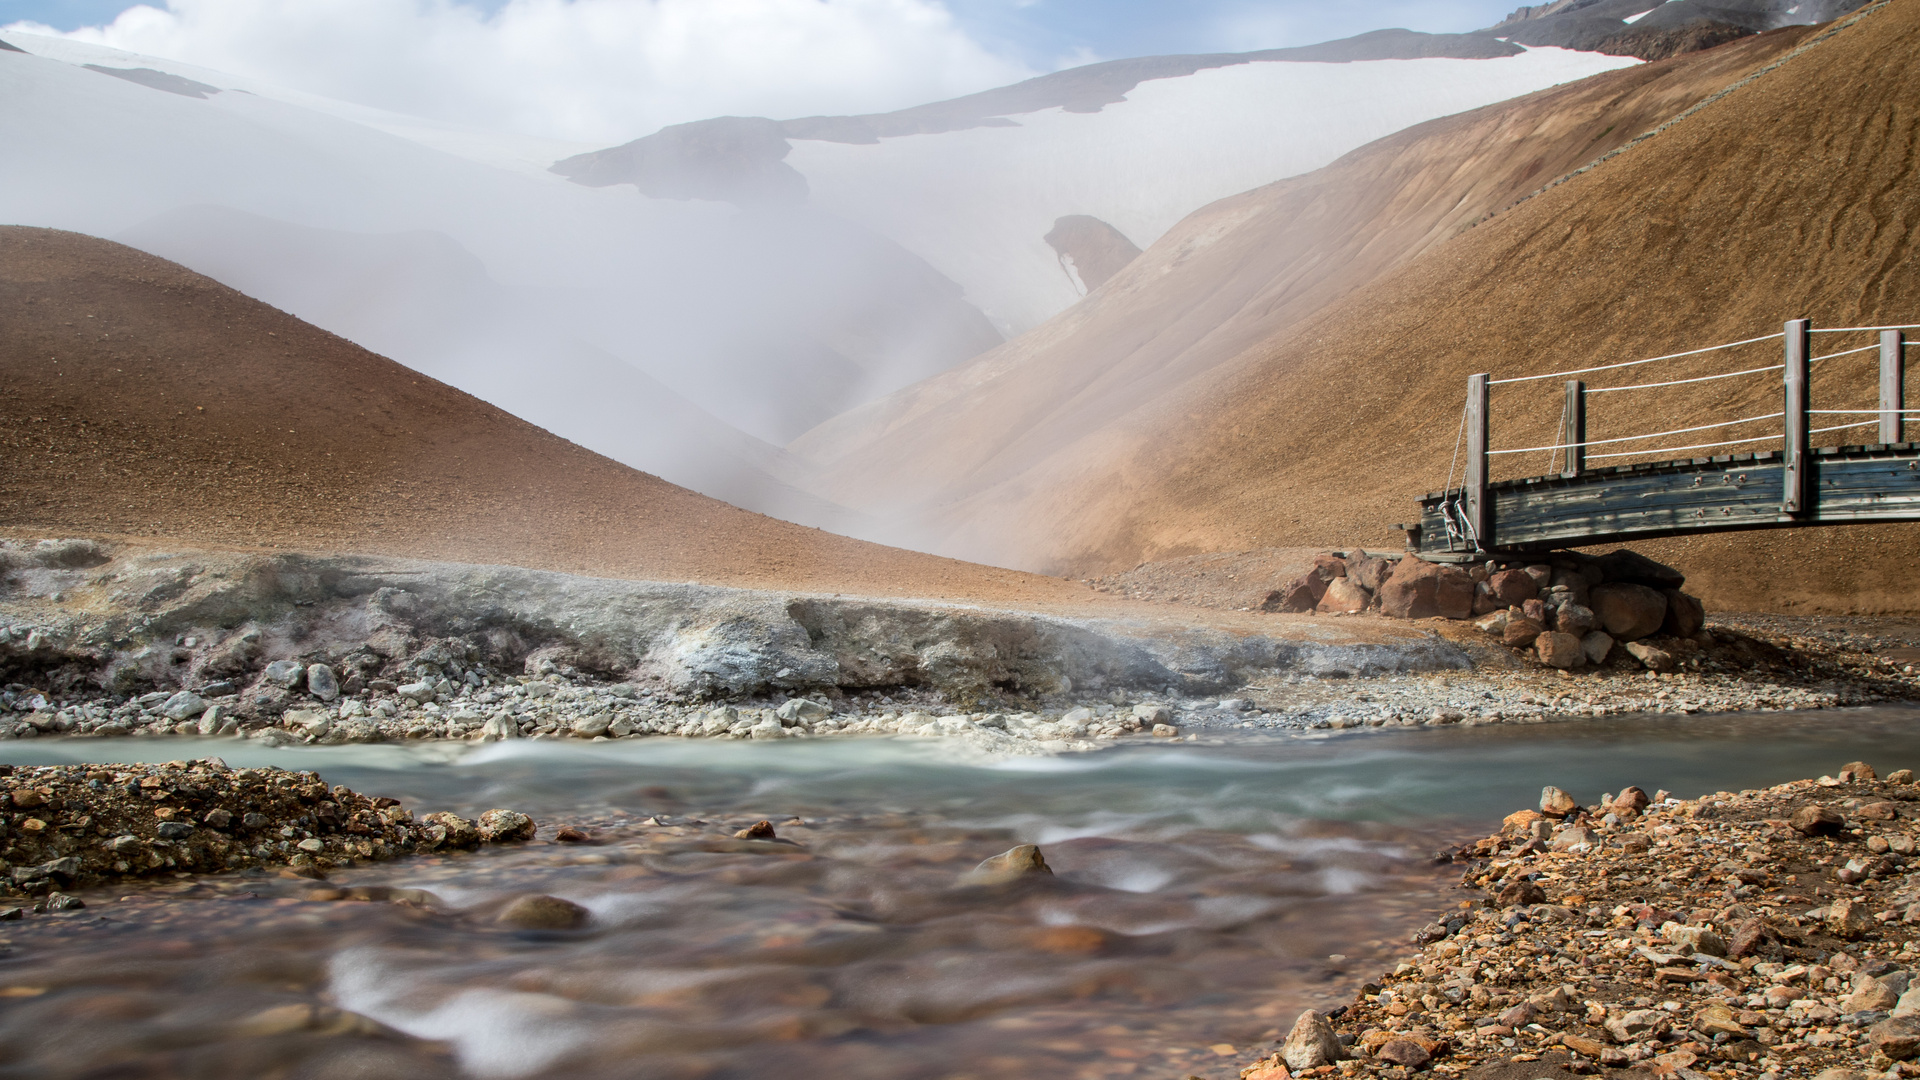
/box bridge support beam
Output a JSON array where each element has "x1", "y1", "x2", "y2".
[
  {"x1": 1885, "y1": 330, "x2": 1908, "y2": 445},
  {"x1": 1466, "y1": 372, "x2": 1490, "y2": 547},
  {"x1": 1783, "y1": 319, "x2": 1810, "y2": 513},
  {"x1": 1562, "y1": 379, "x2": 1586, "y2": 478}
]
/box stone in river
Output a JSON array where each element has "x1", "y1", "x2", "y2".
[
  {"x1": 1534, "y1": 631, "x2": 1584, "y2": 669},
  {"x1": 479, "y1": 714, "x2": 518, "y2": 741},
  {"x1": 1624, "y1": 641, "x2": 1675, "y2": 672},
  {"x1": 775, "y1": 698, "x2": 831, "y2": 723},
  {"x1": 498, "y1": 894, "x2": 591, "y2": 930},
  {"x1": 1790, "y1": 804, "x2": 1845, "y2": 836},
  {"x1": 160, "y1": 691, "x2": 207, "y2": 720},
  {"x1": 570, "y1": 714, "x2": 611, "y2": 738},
  {"x1": 963, "y1": 844, "x2": 1053, "y2": 885},
  {"x1": 1132, "y1": 703, "x2": 1172, "y2": 724},
  {"x1": 1870, "y1": 1015, "x2": 1920, "y2": 1059},
  {"x1": 477, "y1": 809, "x2": 536, "y2": 842},
  {"x1": 305, "y1": 664, "x2": 340, "y2": 702},
  {"x1": 1590, "y1": 582, "x2": 1668, "y2": 641},
  {"x1": 1581, "y1": 630, "x2": 1615, "y2": 664},
  {"x1": 734, "y1": 820, "x2": 777, "y2": 840},
  {"x1": 1375, "y1": 1039, "x2": 1430, "y2": 1068},
  {"x1": 1539, "y1": 786, "x2": 1578, "y2": 816},
  {"x1": 1281, "y1": 1010, "x2": 1346, "y2": 1070},
  {"x1": 420, "y1": 812, "x2": 480, "y2": 848},
  {"x1": 262, "y1": 660, "x2": 306, "y2": 688}
]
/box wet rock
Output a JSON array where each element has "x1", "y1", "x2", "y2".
[
  {"x1": 1281, "y1": 1009, "x2": 1346, "y2": 1070},
  {"x1": 1591, "y1": 583, "x2": 1669, "y2": 641},
  {"x1": 159, "y1": 691, "x2": 207, "y2": 721},
  {"x1": 1535, "y1": 631, "x2": 1584, "y2": 669},
  {"x1": 776, "y1": 698, "x2": 831, "y2": 723},
  {"x1": 1375, "y1": 1039, "x2": 1430, "y2": 1068},
  {"x1": 1151, "y1": 722, "x2": 1180, "y2": 738},
  {"x1": 1790, "y1": 804, "x2": 1846, "y2": 836},
  {"x1": 1540, "y1": 786, "x2": 1578, "y2": 816},
  {"x1": 306, "y1": 664, "x2": 340, "y2": 702},
  {"x1": 477, "y1": 809, "x2": 536, "y2": 842},
  {"x1": 1317, "y1": 577, "x2": 1371, "y2": 613},
  {"x1": 1624, "y1": 641, "x2": 1675, "y2": 672},
  {"x1": 962, "y1": 844, "x2": 1053, "y2": 885},
  {"x1": 1132, "y1": 703, "x2": 1172, "y2": 725},
  {"x1": 420, "y1": 812, "x2": 480, "y2": 848},
  {"x1": 263, "y1": 660, "x2": 306, "y2": 689},
  {"x1": 734, "y1": 820, "x2": 777, "y2": 840},
  {"x1": 1502, "y1": 616, "x2": 1546, "y2": 648},
  {"x1": 497, "y1": 894, "x2": 590, "y2": 930}
]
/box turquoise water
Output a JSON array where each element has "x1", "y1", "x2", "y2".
[{"x1": 1, "y1": 706, "x2": 1915, "y2": 1080}]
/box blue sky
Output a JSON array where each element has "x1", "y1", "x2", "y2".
[{"x1": 3, "y1": 0, "x2": 1524, "y2": 64}]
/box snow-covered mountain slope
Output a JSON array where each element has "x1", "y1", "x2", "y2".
[
  {"x1": 0, "y1": 36, "x2": 994, "y2": 493},
  {"x1": 561, "y1": 38, "x2": 1639, "y2": 336},
  {"x1": 782, "y1": 46, "x2": 1640, "y2": 333}
]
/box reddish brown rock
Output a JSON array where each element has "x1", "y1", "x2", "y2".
[
  {"x1": 1591, "y1": 582, "x2": 1669, "y2": 641},
  {"x1": 1318, "y1": 577, "x2": 1371, "y2": 613},
  {"x1": 1380, "y1": 556, "x2": 1473, "y2": 620},
  {"x1": 1610, "y1": 787, "x2": 1651, "y2": 814},
  {"x1": 1347, "y1": 554, "x2": 1396, "y2": 592},
  {"x1": 1486, "y1": 569, "x2": 1537, "y2": 607},
  {"x1": 1553, "y1": 602, "x2": 1598, "y2": 636},
  {"x1": 1790, "y1": 804, "x2": 1845, "y2": 836},
  {"x1": 1375, "y1": 1040, "x2": 1430, "y2": 1068},
  {"x1": 1502, "y1": 617, "x2": 1546, "y2": 648},
  {"x1": 1263, "y1": 574, "x2": 1327, "y2": 613},
  {"x1": 1535, "y1": 631, "x2": 1585, "y2": 669},
  {"x1": 1841, "y1": 761, "x2": 1879, "y2": 782},
  {"x1": 1496, "y1": 879, "x2": 1547, "y2": 906},
  {"x1": 1521, "y1": 598, "x2": 1549, "y2": 625},
  {"x1": 1310, "y1": 554, "x2": 1348, "y2": 581}
]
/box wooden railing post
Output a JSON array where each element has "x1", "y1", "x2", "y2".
[
  {"x1": 1564, "y1": 379, "x2": 1586, "y2": 478},
  {"x1": 1884, "y1": 330, "x2": 1907, "y2": 445},
  {"x1": 1465, "y1": 373, "x2": 1490, "y2": 547},
  {"x1": 1783, "y1": 318, "x2": 1810, "y2": 513}
]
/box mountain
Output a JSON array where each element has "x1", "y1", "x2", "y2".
[
  {"x1": 0, "y1": 34, "x2": 998, "y2": 466},
  {"x1": 556, "y1": 33, "x2": 1642, "y2": 337},
  {"x1": 793, "y1": 1, "x2": 1920, "y2": 612},
  {"x1": 0, "y1": 226, "x2": 1083, "y2": 604}
]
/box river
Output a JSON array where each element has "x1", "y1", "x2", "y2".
[{"x1": 2, "y1": 706, "x2": 1918, "y2": 1079}]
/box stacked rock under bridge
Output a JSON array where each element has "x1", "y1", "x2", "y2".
[{"x1": 1265, "y1": 548, "x2": 1709, "y2": 672}]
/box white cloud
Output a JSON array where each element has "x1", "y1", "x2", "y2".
[{"x1": 6, "y1": 0, "x2": 1036, "y2": 142}]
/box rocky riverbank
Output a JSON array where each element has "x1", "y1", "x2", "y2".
[
  {"x1": 1239, "y1": 761, "x2": 1920, "y2": 1080},
  {"x1": 0, "y1": 760, "x2": 533, "y2": 914}
]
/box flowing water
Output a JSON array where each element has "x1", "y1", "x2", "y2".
[{"x1": 2, "y1": 706, "x2": 1919, "y2": 1080}]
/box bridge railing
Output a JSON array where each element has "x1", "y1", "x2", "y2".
[{"x1": 1435, "y1": 320, "x2": 1916, "y2": 553}]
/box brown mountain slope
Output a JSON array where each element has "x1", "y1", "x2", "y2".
[
  {"x1": 800, "y1": 0, "x2": 1920, "y2": 613},
  {"x1": 0, "y1": 227, "x2": 1087, "y2": 605},
  {"x1": 793, "y1": 25, "x2": 1818, "y2": 533}
]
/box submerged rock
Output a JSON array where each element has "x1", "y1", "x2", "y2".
[
  {"x1": 498, "y1": 894, "x2": 590, "y2": 930},
  {"x1": 962, "y1": 844, "x2": 1052, "y2": 885}
]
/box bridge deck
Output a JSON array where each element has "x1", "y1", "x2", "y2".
[{"x1": 1408, "y1": 442, "x2": 1920, "y2": 558}]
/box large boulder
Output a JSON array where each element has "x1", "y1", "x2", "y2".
[
  {"x1": 1594, "y1": 549, "x2": 1685, "y2": 590},
  {"x1": 1536, "y1": 632, "x2": 1585, "y2": 669},
  {"x1": 1317, "y1": 577, "x2": 1371, "y2": 613},
  {"x1": 1663, "y1": 589, "x2": 1706, "y2": 638},
  {"x1": 1590, "y1": 583, "x2": 1669, "y2": 641},
  {"x1": 1380, "y1": 556, "x2": 1473, "y2": 620},
  {"x1": 1486, "y1": 569, "x2": 1537, "y2": 607},
  {"x1": 1281, "y1": 1010, "x2": 1346, "y2": 1070},
  {"x1": 1346, "y1": 554, "x2": 1395, "y2": 592}
]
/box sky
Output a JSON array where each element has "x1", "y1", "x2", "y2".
[{"x1": 0, "y1": 0, "x2": 1524, "y2": 142}]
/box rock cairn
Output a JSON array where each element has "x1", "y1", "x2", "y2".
[
  {"x1": 0, "y1": 761, "x2": 532, "y2": 914},
  {"x1": 1266, "y1": 548, "x2": 1709, "y2": 673},
  {"x1": 1238, "y1": 761, "x2": 1920, "y2": 1080}
]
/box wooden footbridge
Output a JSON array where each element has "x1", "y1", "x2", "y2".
[{"x1": 1402, "y1": 320, "x2": 1919, "y2": 560}]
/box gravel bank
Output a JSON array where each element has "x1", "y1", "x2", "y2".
[
  {"x1": 1239, "y1": 761, "x2": 1920, "y2": 1080},
  {"x1": 0, "y1": 760, "x2": 533, "y2": 914}
]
